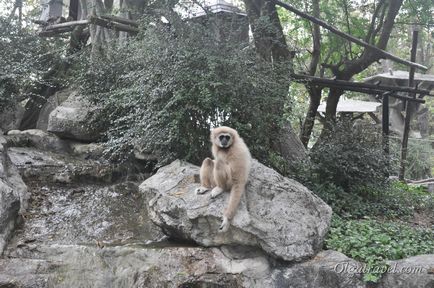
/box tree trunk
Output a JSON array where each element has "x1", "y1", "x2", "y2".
[
  {"x1": 243, "y1": 0, "x2": 306, "y2": 168},
  {"x1": 243, "y1": 0, "x2": 292, "y2": 61},
  {"x1": 300, "y1": 86, "x2": 321, "y2": 147},
  {"x1": 79, "y1": 0, "x2": 114, "y2": 54},
  {"x1": 300, "y1": 0, "x2": 321, "y2": 147}
]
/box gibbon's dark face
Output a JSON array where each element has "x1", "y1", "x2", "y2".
[{"x1": 216, "y1": 133, "x2": 233, "y2": 149}]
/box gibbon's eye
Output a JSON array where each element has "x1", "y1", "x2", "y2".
[{"x1": 219, "y1": 135, "x2": 231, "y2": 141}]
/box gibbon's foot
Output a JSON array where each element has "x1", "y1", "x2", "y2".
[
  {"x1": 195, "y1": 186, "x2": 210, "y2": 195},
  {"x1": 219, "y1": 216, "x2": 230, "y2": 232},
  {"x1": 211, "y1": 187, "x2": 224, "y2": 198}
]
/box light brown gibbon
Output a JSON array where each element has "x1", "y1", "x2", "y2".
[{"x1": 195, "y1": 126, "x2": 251, "y2": 232}]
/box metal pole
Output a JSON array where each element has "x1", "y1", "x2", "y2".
[{"x1": 399, "y1": 29, "x2": 419, "y2": 180}]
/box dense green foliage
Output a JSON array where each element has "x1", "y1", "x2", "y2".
[
  {"x1": 326, "y1": 216, "x2": 434, "y2": 282},
  {"x1": 293, "y1": 120, "x2": 433, "y2": 283},
  {"x1": 312, "y1": 181, "x2": 433, "y2": 220},
  {"x1": 0, "y1": 16, "x2": 64, "y2": 113},
  {"x1": 296, "y1": 120, "x2": 396, "y2": 191},
  {"x1": 74, "y1": 18, "x2": 292, "y2": 168}
]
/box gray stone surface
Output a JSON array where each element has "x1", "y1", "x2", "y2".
[
  {"x1": 140, "y1": 159, "x2": 332, "y2": 261},
  {"x1": 70, "y1": 142, "x2": 104, "y2": 156},
  {"x1": 0, "y1": 103, "x2": 24, "y2": 132},
  {"x1": 271, "y1": 250, "x2": 366, "y2": 288},
  {"x1": 378, "y1": 255, "x2": 434, "y2": 288},
  {"x1": 47, "y1": 91, "x2": 103, "y2": 142},
  {"x1": 6, "y1": 129, "x2": 70, "y2": 153},
  {"x1": 0, "y1": 136, "x2": 28, "y2": 253},
  {"x1": 36, "y1": 89, "x2": 71, "y2": 131},
  {"x1": 0, "y1": 244, "x2": 269, "y2": 288},
  {"x1": 7, "y1": 147, "x2": 125, "y2": 184}
]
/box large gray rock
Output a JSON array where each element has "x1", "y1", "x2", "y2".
[
  {"x1": 47, "y1": 91, "x2": 103, "y2": 142},
  {"x1": 378, "y1": 255, "x2": 434, "y2": 288},
  {"x1": 36, "y1": 89, "x2": 71, "y2": 131},
  {"x1": 0, "y1": 136, "x2": 28, "y2": 253},
  {"x1": 0, "y1": 102, "x2": 25, "y2": 132},
  {"x1": 0, "y1": 179, "x2": 20, "y2": 254},
  {"x1": 6, "y1": 129, "x2": 70, "y2": 153},
  {"x1": 140, "y1": 159, "x2": 332, "y2": 261},
  {"x1": 0, "y1": 244, "x2": 270, "y2": 288},
  {"x1": 270, "y1": 250, "x2": 366, "y2": 288}
]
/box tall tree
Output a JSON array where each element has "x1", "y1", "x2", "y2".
[
  {"x1": 242, "y1": 0, "x2": 307, "y2": 166},
  {"x1": 243, "y1": 0, "x2": 292, "y2": 61},
  {"x1": 295, "y1": 0, "x2": 404, "y2": 146}
]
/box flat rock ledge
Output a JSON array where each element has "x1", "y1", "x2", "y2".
[{"x1": 139, "y1": 159, "x2": 332, "y2": 262}]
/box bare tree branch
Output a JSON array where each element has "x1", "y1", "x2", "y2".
[
  {"x1": 308, "y1": 0, "x2": 321, "y2": 76},
  {"x1": 364, "y1": 0, "x2": 385, "y2": 43}
]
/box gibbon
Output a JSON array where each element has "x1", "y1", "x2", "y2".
[{"x1": 195, "y1": 126, "x2": 251, "y2": 232}]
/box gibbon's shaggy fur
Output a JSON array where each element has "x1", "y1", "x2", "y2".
[{"x1": 195, "y1": 126, "x2": 251, "y2": 232}]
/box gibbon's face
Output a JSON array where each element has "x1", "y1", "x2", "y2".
[
  {"x1": 216, "y1": 132, "x2": 233, "y2": 148},
  {"x1": 212, "y1": 126, "x2": 238, "y2": 149},
  {"x1": 212, "y1": 131, "x2": 234, "y2": 149}
]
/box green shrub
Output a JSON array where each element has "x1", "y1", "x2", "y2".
[
  {"x1": 308, "y1": 120, "x2": 396, "y2": 191},
  {"x1": 400, "y1": 137, "x2": 432, "y2": 180},
  {"x1": 0, "y1": 16, "x2": 64, "y2": 113},
  {"x1": 73, "y1": 17, "x2": 292, "y2": 170},
  {"x1": 308, "y1": 180, "x2": 433, "y2": 219},
  {"x1": 326, "y1": 216, "x2": 434, "y2": 283}
]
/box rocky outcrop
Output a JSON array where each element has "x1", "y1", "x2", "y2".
[
  {"x1": 36, "y1": 89, "x2": 71, "y2": 131},
  {"x1": 0, "y1": 245, "x2": 271, "y2": 288},
  {"x1": 140, "y1": 159, "x2": 332, "y2": 262},
  {"x1": 0, "y1": 136, "x2": 28, "y2": 253},
  {"x1": 7, "y1": 129, "x2": 70, "y2": 153},
  {"x1": 0, "y1": 103, "x2": 24, "y2": 133},
  {"x1": 0, "y1": 133, "x2": 432, "y2": 288},
  {"x1": 47, "y1": 91, "x2": 103, "y2": 142},
  {"x1": 378, "y1": 255, "x2": 434, "y2": 288},
  {"x1": 271, "y1": 250, "x2": 366, "y2": 288}
]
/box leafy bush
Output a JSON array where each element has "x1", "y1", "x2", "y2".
[
  {"x1": 0, "y1": 16, "x2": 64, "y2": 113},
  {"x1": 307, "y1": 180, "x2": 433, "y2": 219},
  {"x1": 325, "y1": 216, "x2": 434, "y2": 282},
  {"x1": 73, "y1": 16, "x2": 292, "y2": 169},
  {"x1": 400, "y1": 137, "x2": 432, "y2": 180},
  {"x1": 308, "y1": 120, "x2": 396, "y2": 191}
]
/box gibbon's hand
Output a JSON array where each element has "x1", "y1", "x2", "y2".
[
  {"x1": 219, "y1": 216, "x2": 230, "y2": 232},
  {"x1": 211, "y1": 187, "x2": 224, "y2": 198},
  {"x1": 195, "y1": 187, "x2": 209, "y2": 195}
]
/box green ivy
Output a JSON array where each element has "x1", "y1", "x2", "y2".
[{"x1": 326, "y1": 216, "x2": 434, "y2": 283}]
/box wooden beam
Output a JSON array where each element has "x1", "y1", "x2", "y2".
[
  {"x1": 43, "y1": 19, "x2": 89, "y2": 31},
  {"x1": 273, "y1": 0, "x2": 428, "y2": 71},
  {"x1": 291, "y1": 74, "x2": 429, "y2": 102},
  {"x1": 100, "y1": 15, "x2": 139, "y2": 27},
  {"x1": 368, "y1": 112, "x2": 381, "y2": 124},
  {"x1": 39, "y1": 28, "x2": 72, "y2": 37},
  {"x1": 89, "y1": 16, "x2": 139, "y2": 33}
]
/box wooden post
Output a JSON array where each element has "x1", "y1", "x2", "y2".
[
  {"x1": 399, "y1": 29, "x2": 419, "y2": 180},
  {"x1": 382, "y1": 92, "x2": 391, "y2": 155}
]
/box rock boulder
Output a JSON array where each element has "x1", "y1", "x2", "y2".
[
  {"x1": 140, "y1": 159, "x2": 332, "y2": 261},
  {"x1": 0, "y1": 136, "x2": 28, "y2": 253},
  {"x1": 47, "y1": 91, "x2": 103, "y2": 142},
  {"x1": 378, "y1": 255, "x2": 434, "y2": 288}
]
